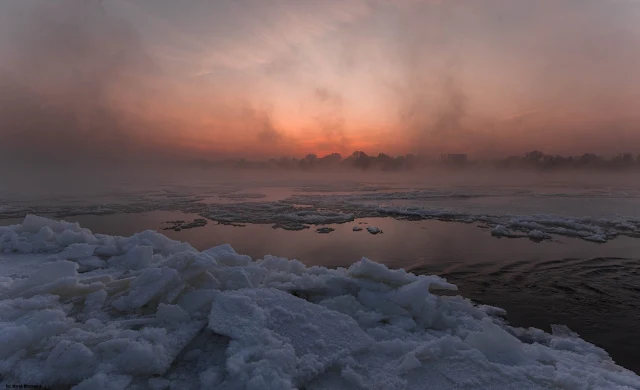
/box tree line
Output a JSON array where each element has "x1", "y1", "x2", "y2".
[{"x1": 187, "y1": 151, "x2": 640, "y2": 171}]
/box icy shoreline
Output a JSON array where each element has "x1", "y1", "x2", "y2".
[{"x1": 0, "y1": 215, "x2": 639, "y2": 389}]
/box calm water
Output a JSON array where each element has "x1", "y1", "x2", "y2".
[{"x1": 2, "y1": 209, "x2": 638, "y2": 373}]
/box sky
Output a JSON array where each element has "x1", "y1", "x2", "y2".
[{"x1": 0, "y1": 0, "x2": 639, "y2": 163}]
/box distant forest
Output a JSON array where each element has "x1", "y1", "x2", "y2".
[{"x1": 189, "y1": 151, "x2": 640, "y2": 171}]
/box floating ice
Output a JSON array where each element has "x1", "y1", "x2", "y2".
[
  {"x1": 3, "y1": 190, "x2": 640, "y2": 243},
  {"x1": 528, "y1": 230, "x2": 552, "y2": 241},
  {"x1": 491, "y1": 225, "x2": 513, "y2": 238},
  {"x1": 200, "y1": 202, "x2": 354, "y2": 231},
  {"x1": 0, "y1": 216, "x2": 638, "y2": 389},
  {"x1": 219, "y1": 193, "x2": 268, "y2": 200},
  {"x1": 162, "y1": 218, "x2": 208, "y2": 232},
  {"x1": 366, "y1": 226, "x2": 382, "y2": 235}
]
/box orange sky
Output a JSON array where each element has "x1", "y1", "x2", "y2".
[{"x1": 1, "y1": 0, "x2": 640, "y2": 162}]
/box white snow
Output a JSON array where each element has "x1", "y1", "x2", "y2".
[{"x1": 0, "y1": 215, "x2": 639, "y2": 389}]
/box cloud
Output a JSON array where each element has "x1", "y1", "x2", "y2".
[
  {"x1": 119, "y1": 0, "x2": 371, "y2": 73},
  {"x1": 501, "y1": 110, "x2": 540, "y2": 122},
  {"x1": 2, "y1": 0, "x2": 640, "y2": 164}
]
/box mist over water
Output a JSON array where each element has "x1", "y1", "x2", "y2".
[
  {"x1": 0, "y1": 0, "x2": 639, "y2": 166},
  {"x1": 1, "y1": 0, "x2": 640, "y2": 384},
  {"x1": 0, "y1": 1, "x2": 158, "y2": 162}
]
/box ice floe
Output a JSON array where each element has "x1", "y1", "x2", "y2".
[
  {"x1": 366, "y1": 226, "x2": 382, "y2": 235},
  {"x1": 0, "y1": 215, "x2": 638, "y2": 389},
  {"x1": 219, "y1": 193, "x2": 268, "y2": 200},
  {"x1": 189, "y1": 196, "x2": 640, "y2": 242},
  {"x1": 162, "y1": 219, "x2": 208, "y2": 232},
  {"x1": 3, "y1": 189, "x2": 640, "y2": 243}
]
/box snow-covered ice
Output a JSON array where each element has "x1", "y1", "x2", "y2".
[{"x1": 0, "y1": 215, "x2": 638, "y2": 389}]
